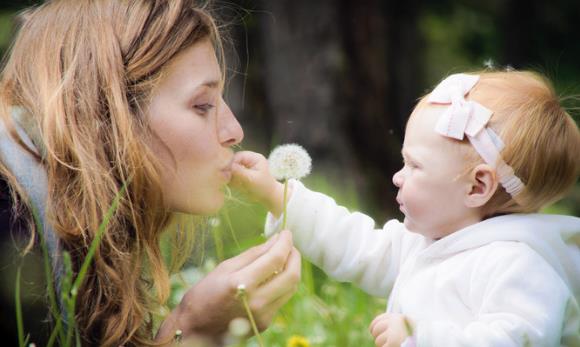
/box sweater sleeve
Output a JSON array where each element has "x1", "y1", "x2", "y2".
[
  {"x1": 264, "y1": 179, "x2": 426, "y2": 297},
  {"x1": 414, "y1": 243, "x2": 576, "y2": 347}
]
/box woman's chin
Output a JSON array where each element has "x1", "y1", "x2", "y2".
[
  {"x1": 193, "y1": 198, "x2": 224, "y2": 216},
  {"x1": 171, "y1": 193, "x2": 225, "y2": 216}
]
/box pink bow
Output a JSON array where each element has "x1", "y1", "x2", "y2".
[{"x1": 428, "y1": 74, "x2": 493, "y2": 140}]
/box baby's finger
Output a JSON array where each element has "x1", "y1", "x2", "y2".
[
  {"x1": 230, "y1": 162, "x2": 253, "y2": 187},
  {"x1": 370, "y1": 317, "x2": 390, "y2": 338},
  {"x1": 236, "y1": 230, "x2": 293, "y2": 286},
  {"x1": 233, "y1": 151, "x2": 266, "y2": 169},
  {"x1": 375, "y1": 331, "x2": 389, "y2": 347},
  {"x1": 370, "y1": 313, "x2": 389, "y2": 334}
]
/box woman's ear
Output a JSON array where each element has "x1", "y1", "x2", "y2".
[{"x1": 464, "y1": 164, "x2": 498, "y2": 208}]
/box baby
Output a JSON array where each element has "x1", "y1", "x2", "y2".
[{"x1": 232, "y1": 71, "x2": 580, "y2": 346}]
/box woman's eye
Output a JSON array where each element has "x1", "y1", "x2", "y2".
[{"x1": 194, "y1": 103, "x2": 214, "y2": 114}]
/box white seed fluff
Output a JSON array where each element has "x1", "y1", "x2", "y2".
[{"x1": 268, "y1": 144, "x2": 312, "y2": 180}]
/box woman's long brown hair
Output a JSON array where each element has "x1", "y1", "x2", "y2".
[{"x1": 0, "y1": 1, "x2": 225, "y2": 345}]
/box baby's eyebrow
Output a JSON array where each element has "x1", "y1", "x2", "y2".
[{"x1": 401, "y1": 149, "x2": 420, "y2": 162}]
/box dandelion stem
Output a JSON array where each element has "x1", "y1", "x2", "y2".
[
  {"x1": 282, "y1": 179, "x2": 288, "y2": 229},
  {"x1": 237, "y1": 286, "x2": 264, "y2": 347}
]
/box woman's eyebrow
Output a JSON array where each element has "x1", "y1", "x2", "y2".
[
  {"x1": 201, "y1": 79, "x2": 220, "y2": 88},
  {"x1": 189, "y1": 79, "x2": 222, "y2": 97},
  {"x1": 190, "y1": 79, "x2": 222, "y2": 95}
]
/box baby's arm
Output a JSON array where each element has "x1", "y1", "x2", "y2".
[{"x1": 231, "y1": 151, "x2": 425, "y2": 296}]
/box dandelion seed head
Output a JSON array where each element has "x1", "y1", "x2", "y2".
[{"x1": 268, "y1": 143, "x2": 312, "y2": 180}]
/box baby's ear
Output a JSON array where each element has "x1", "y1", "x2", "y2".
[{"x1": 464, "y1": 164, "x2": 498, "y2": 208}]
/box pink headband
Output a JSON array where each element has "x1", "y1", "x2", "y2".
[{"x1": 428, "y1": 73, "x2": 525, "y2": 198}]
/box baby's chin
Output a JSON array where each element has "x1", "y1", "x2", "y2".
[{"x1": 403, "y1": 218, "x2": 439, "y2": 240}]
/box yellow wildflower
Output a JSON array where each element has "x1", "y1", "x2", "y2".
[{"x1": 287, "y1": 335, "x2": 310, "y2": 347}]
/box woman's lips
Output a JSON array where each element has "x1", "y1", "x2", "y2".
[{"x1": 221, "y1": 158, "x2": 234, "y2": 182}]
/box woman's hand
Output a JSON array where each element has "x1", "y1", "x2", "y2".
[
  {"x1": 369, "y1": 313, "x2": 414, "y2": 347},
  {"x1": 156, "y1": 230, "x2": 300, "y2": 344},
  {"x1": 230, "y1": 151, "x2": 287, "y2": 217}
]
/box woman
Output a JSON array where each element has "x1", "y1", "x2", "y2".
[{"x1": 0, "y1": 0, "x2": 301, "y2": 346}]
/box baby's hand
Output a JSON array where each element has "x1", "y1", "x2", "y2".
[
  {"x1": 231, "y1": 151, "x2": 286, "y2": 216},
  {"x1": 369, "y1": 313, "x2": 414, "y2": 347}
]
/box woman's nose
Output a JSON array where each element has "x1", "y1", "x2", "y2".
[{"x1": 218, "y1": 99, "x2": 244, "y2": 147}]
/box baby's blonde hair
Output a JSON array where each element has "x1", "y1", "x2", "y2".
[{"x1": 459, "y1": 70, "x2": 580, "y2": 215}]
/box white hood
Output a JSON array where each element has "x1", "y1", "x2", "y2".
[{"x1": 419, "y1": 213, "x2": 580, "y2": 300}]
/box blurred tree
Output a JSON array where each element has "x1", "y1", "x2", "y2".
[
  {"x1": 229, "y1": 0, "x2": 425, "y2": 218},
  {"x1": 337, "y1": 0, "x2": 424, "y2": 216}
]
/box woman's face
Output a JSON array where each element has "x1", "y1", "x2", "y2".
[{"x1": 147, "y1": 39, "x2": 243, "y2": 215}]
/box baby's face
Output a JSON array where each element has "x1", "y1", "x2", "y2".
[{"x1": 392, "y1": 104, "x2": 481, "y2": 239}]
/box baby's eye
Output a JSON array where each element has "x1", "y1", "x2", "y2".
[
  {"x1": 194, "y1": 103, "x2": 215, "y2": 114},
  {"x1": 404, "y1": 160, "x2": 419, "y2": 169}
]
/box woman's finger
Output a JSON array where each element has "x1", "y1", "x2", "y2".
[
  {"x1": 252, "y1": 247, "x2": 301, "y2": 304},
  {"x1": 235, "y1": 230, "x2": 293, "y2": 286},
  {"x1": 220, "y1": 233, "x2": 279, "y2": 272},
  {"x1": 255, "y1": 288, "x2": 296, "y2": 331}
]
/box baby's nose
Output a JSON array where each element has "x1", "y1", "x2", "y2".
[{"x1": 392, "y1": 169, "x2": 403, "y2": 187}]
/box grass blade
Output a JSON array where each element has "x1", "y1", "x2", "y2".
[
  {"x1": 15, "y1": 267, "x2": 25, "y2": 347},
  {"x1": 71, "y1": 184, "x2": 126, "y2": 294}
]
